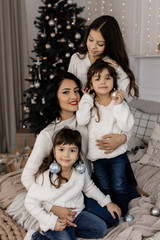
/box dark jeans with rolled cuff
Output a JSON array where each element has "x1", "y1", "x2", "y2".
[{"x1": 92, "y1": 152, "x2": 137, "y2": 216}]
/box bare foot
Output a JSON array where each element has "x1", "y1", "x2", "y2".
[{"x1": 135, "y1": 186, "x2": 149, "y2": 197}]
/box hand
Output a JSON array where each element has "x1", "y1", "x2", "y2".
[
  {"x1": 82, "y1": 87, "x2": 95, "y2": 99},
  {"x1": 103, "y1": 58, "x2": 119, "y2": 70},
  {"x1": 112, "y1": 89, "x2": 124, "y2": 105},
  {"x1": 51, "y1": 206, "x2": 77, "y2": 227},
  {"x1": 96, "y1": 133, "x2": 127, "y2": 154},
  {"x1": 106, "y1": 202, "x2": 121, "y2": 220},
  {"x1": 54, "y1": 218, "x2": 67, "y2": 231}
]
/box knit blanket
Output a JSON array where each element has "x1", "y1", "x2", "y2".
[{"x1": 0, "y1": 208, "x2": 26, "y2": 240}]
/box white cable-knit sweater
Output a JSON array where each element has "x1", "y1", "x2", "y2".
[
  {"x1": 21, "y1": 116, "x2": 91, "y2": 190},
  {"x1": 76, "y1": 94, "x2": 134, "y2": 161},
  {"x1": 25, "y1": 169, "x2": 111, "y2": 232},
  {"x1": 68, "y1": 53, "x2": 132, "y2": 102}
]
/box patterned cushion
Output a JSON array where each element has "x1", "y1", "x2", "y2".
[
  {"x1": 130, "y1": 107, "x2": 160, "y2": 144},
  {"x1": 139, "y1": 122, "x2": 160, "y2": 167}
]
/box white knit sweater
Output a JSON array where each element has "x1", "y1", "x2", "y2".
[
  {"x1": 76, "y1": 94, "x2": 134, "y2": 161},
  {"x1": 68, "y1": 52, "x2": 132, "y2": 102},
  {"x1": 25, "y1": 169, "x2": 111, "y2": 232},
  {"x1": 21, "y1": 116, "x2": 91, "y2": 190}
]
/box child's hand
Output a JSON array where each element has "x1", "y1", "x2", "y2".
[
  {"x1": 106, "y1": 202, "x2": 121, "y2": 220},
  {"x1": 82, "y1": 87, "x2": 95, "y2": 99},
  {"x1": 54, "y1": 218, "x2": 67, "y2": 231},
  {"x1": 112, "y1": 89, "x2": 124, "y2": 105}
]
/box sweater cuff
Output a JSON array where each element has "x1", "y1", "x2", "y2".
[{"x1": 98, "y1": 195, "x2": 112, "y2": 207}]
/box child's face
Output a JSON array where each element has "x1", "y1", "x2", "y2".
[
  {"x1": 91, "y1": 68, "x2": 114, "y2": 96},
  {"x1": 87, "y1": 30, "x2": 105, "y2": 60},
  {"x1": 54, "y1": 144, "x2": 79, "y2": 170}
]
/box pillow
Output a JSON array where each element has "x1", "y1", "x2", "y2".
[
  {"x1": 139, "y1": 122, "x2": 160, "y2": 167},
  {"x1": 130, "y1": 107, "x2": 160, "y2": 144},
  {"x1": 127, "y1": 135, "x2": 145, "y2": 152}
]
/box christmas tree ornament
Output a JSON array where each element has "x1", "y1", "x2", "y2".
[
  {"x1": 33, "y1": 42, "x2": 38, "y2": 47},
  {"x1": 48, "y1": 19, "x2": 54, "y2": 26},
  {"x1": 41, "y1": 33, "x2": 46, "y2": 38},
  {"x1": 45, "y1": 15, "x2": 50, "y2": 20},
  {"x1": 66, "y1": 25, "x2": 71, "y2": 30},
  {"x1": 58, "y1": 24, "x2": 62, "y2": 29},
  {"x1": 49, "y1": 74, "x2": 54, "y2": 79},
  {"x1": 28, "y1": 75, "x2": 33, "y2": 80},
  {"x1": 65, "y1": 53, "x2": 70, "y2": 58},
  {"x1": 47, "y1": 3, "x2": 52, "y2": 8},
  {"x1": 22, "y1": 124, "x2": 27, "y2": 129},
  {"x1": 111, "y1": 91, "x2": 118, "y2": 100},
  {"x1": 75, "y1": 33, "x2": 81, "y2": 39},
  {"x1": 49, "y1": 161, "x2": 61, "y2": 174},
  {"x1": 42, "y1": 97, "x2": 45, "y2": 104},
  {"x1": 75, "y1": 163, "x2": 86, "y2": 174},
  {"x1": 150, "y1": 207, "x2": 160, "y2": 217},
  {"x1": 34, "y1": 81, "x2": 40, "y2": 88},
  {"x1": 50, "y1": 32, "x2": 55, "y2": 38},
  {"x1": 41, "y1": 0, "x2": 46, "y2": 3},
  {"x1": 29, "y1": 68, "x2": 33, "y2": 72},
  {"x1": 60, "y1": 38, "x2": 66, "y2": 42},
  {"x1": 68, "y1": 42, "x2": 74, "y2": 48},
  {"x1": 45, "y1": 43, "x2": 51, "y2": 49},
  {"x1": 124, "y1": 215, "x2": 134, "y2": 222}
]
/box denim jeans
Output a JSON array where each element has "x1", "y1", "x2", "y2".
[
  {"x1": 31, "y1": 210, "x2": 107, "y2": 240},
  {"x1": 93, "y1": 152, "x2": 129, "y2": 216}
]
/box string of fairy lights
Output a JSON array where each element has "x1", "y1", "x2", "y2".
[{"x1": 85, "y1": 0, "x2": 160, "y2": 56}]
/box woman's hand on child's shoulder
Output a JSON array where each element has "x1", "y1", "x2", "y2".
[
  {"x1": 106, "y1": 202, "x2": 121, "y2": 220},
  {"x1": 82, "y1": 87, "x2": 95, "y2": 99}
]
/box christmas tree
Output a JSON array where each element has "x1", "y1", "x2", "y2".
[{"x1": 22, "y1": 0, "x2": 86, "y2": 133}]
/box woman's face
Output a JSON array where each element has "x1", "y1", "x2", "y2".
[
  {"x1": 87, "y1": 29, "x2": 105, "y2": 62},
  {"x1": 57, "y1": 79, "x2": 80, "y2": 120}
]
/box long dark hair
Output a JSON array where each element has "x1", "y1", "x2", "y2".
[
  {"x1": 78, "y1": 15, "x2": 139, "y2": 98},
  {"x1": 37, "y1": 72, "x2": 82, "y2": 133},
  {"x1": 87, "y1": 58, "x2": 117, "y2": 122},
  {"x1": 35, "y1": 127, "x2": 82, "y2": 188}
]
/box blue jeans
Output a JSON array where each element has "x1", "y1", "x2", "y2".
[
  {"x1": 31, "y1": 210, "x2": 107, "y2": 240},
  {"x1": 93, "y1": 152, "x2": 129, "y2": 216}
]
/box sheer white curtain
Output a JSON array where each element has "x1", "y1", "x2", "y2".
[{"x1": 0, "y1": 0, "x2": 29, "y2": 153}]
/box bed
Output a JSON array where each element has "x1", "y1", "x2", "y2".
[{"x1": 0, "y1": 98, "x2": 160, "y2": 240}]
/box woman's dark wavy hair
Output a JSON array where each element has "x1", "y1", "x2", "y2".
[
  {"x1": 87, "y1": 58, "x2": 118, "y2": 122},
  {"x1": 35, "y1": 127, "x2": 82, "y2": 188},
  {"x1": 38, "y1": 72, "x2": 82, "y2": 133},
  {"x1": 78, "y1": 15, "x2": 139, "y2": 98}
]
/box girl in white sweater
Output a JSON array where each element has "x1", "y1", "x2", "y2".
[
  {"x1": 76, "y1": 59, "x2": 134, "y2": 216},
  {"x1": 25, "y1": 127, "x2": 121, "y2": 240}
]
